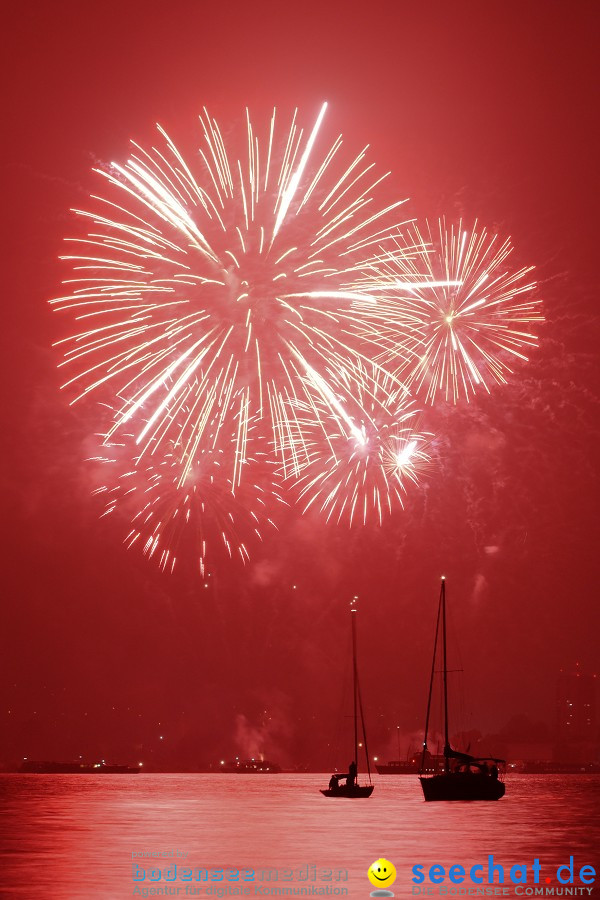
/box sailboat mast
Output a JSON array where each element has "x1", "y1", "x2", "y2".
[
  {"x1": 420, "y1": 579, "x2": 442, "y2": 773},
  {"x1": 442, "y1": 576, "x2": 450, "y2": 773},
  {"x1": 351, "y1": 596, "x2": 358, "y2": 769}
]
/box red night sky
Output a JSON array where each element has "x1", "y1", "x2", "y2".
[{"x1": 2, "y1": 0, "x2": 599, "y2": 770}]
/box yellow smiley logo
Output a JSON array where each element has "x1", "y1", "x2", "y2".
[{"x1": 368, "y1": 858, "x2": 397, "y2": 888}]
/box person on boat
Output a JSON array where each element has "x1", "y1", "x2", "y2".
[
  {"x1": 328, "y1": 774, "x2": 340, "y2": 792},
  {"x1": 347, "y1": 760, "x2": 357, "y2": 787},
  {"x1": 490, "y1": 764, "x2": 498, "y2": 779}
]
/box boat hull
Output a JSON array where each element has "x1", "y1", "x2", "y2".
[
  {"x1": 320, "y1": 784, "x2": 374, "y2": 798},
  {"x1": 420, "y1": 773, "x2": 505, "y2": 801}
]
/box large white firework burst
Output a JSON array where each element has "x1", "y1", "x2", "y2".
[{"x1": 52, "y1": 104, "x2": 420, "y2": 493}]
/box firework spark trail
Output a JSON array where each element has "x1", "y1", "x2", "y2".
[
  {"x1": 52, "y1": 105, "x2": 422, "y2": 496},
  {"x1": 284, "y1": 367, "x2": 432, "y2": 526},
  {"x1": 350, "y1": 219, "x2": 543, "y2": 404},
  {"x1": 91, "y1": 432, "x2": 286, "y2": 575}
]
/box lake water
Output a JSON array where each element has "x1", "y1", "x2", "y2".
[{"x1": 0, "y1": 775, "x2": 598, "y2": 898}]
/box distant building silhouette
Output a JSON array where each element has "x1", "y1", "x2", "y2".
[{"x1": 554, "y1": 663, "x2": 598, "y2": 763}]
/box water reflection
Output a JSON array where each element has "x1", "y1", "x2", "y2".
[{"x1": 0, "y1": 775, "x2": 598, "y2": 898}]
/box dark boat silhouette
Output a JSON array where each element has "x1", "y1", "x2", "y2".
[
  {"x1": 419, "y1": 577, "x2": 506, "y2": 802},
  {"x1": 321, "y1": 596, "x2": 374, "y2": 798}
]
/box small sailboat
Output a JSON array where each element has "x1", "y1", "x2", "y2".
[
  {"x1": 419, "y1": 577, "x2": 506, "y2": 802},
  {"x1": 321, "y1": 596, "x2": 374, "y2": 798}
]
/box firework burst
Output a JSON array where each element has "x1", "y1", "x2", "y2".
[
  {"x1": 52, "y1": 104, "x2": 416, "y2": 493},
  {"x1": 352, "y1": 219, "x2": 543, "y2": 403},
  {"x1": 91, "y1": 433, "x2": 285, "y2": 575},
  {"x1": 287, "y1": 369, "x2": 431, "y2": 526}
]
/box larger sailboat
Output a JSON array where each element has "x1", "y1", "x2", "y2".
[
  {"x1": 321, "y1": 596, "x2": 374, "y2": 798},
  {"x1": 419, "y1": 577, "x2": 506, "y2": 802}
]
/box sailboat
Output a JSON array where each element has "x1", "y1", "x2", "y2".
[
  {"x1": 419, "y1": 577, "x2": 506, "y2": 802},
  {"x1": 321, "y1": 596, "x2": 374, "y2": 798}
]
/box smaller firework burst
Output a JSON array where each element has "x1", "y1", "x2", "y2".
[
  {"x1": 285, "y1": 372, "x2": 431, "y2": 526},
  {"x1": 351, "y1": 219, "x2": 543, "y2": 403},
  {"x1": 90, "y1": 433, "x2": 285, "y2": 576}
]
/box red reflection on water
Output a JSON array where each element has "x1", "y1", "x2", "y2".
[{"x1": 0, "y1": 775, "x2": 599, "y2": 898}]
